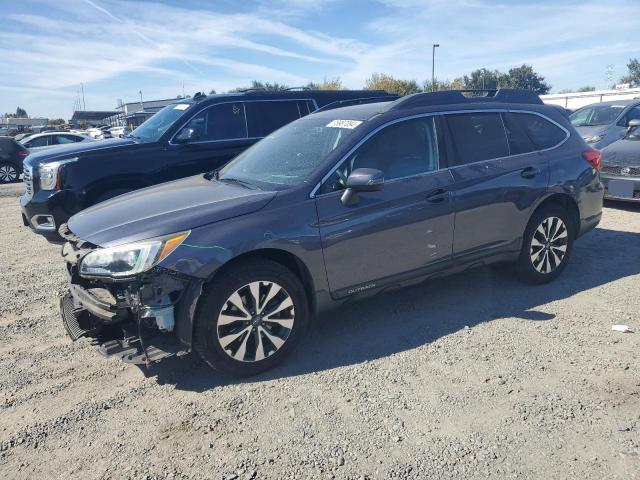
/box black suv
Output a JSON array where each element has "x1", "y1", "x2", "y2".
[
  {"x1": 59, "y1": 89, "x2": 603, "y2": 376},
  {"x1": 21, "y1": 90, "x2": 395, "y2": 242}
]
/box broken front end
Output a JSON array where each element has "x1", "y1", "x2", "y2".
[{"x1": 59, "y1": 227, "x2": 202, "y2": 364}]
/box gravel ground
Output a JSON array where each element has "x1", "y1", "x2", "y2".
[{"x1": 0, "y1": 184, "x2": 638, "y2": 480}]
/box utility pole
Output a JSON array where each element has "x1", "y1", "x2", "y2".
[
  {"x1": 139, "y1": 90, "x2": 144, "y2": 112},
  {"x1": 432, "y1": 44, "x2": 440, "y2": 92},
  {"x1": 81, "y1": 83, "x2": 86, "y2": 110}
]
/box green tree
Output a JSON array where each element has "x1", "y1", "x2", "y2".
[
  {"x1": 620, "y1": 58, "x2": 640, "y2": 86},
  {"x1": 231, "y1": 80, "x2": 289, "y2": 92},
  {"x1": 15, "y1": 107, "x2": 28, "y2": 118},
  {"x1": 48, "y1": 118, "x2": 66, "y2": 125},
  {"x1": 459, "y1": 68, "x2": 509, "y2": 91},
  {"x1": 306, "y1": 77, "x2": 345, "y2": 90},
  {"x1": 578, "y1": 86, "x2": 596, "y2": 92},
  {"x1": 364, "y1": 73, "x2": 421, "y2": 96},
  {"x1": 423, "y1": 77, "x2": 465, "y2": 92},
  {"x1": 502, "y1": 65, "x2": 551, "y2": 93},
  {"x1": 209, "y1": 89, "x2": 217, "y2": 94}
]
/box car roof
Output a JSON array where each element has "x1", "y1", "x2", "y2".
[{"x1": 579, "y1": 99, "x2": 639, "y2": 108}]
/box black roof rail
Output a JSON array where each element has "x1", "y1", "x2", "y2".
[
  {"x1": 313, "y1": 95, "x2": 399, "y2": 113},
  {"x1": 388, "y1": 88, "x2": 543, "y2": 111},
  {"x1": 284, "y1": 86, "x2": 311, "y2": 91}
]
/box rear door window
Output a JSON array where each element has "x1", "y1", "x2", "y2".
[
  {"x1": 181, "y1": 103, "x2": 248, "y2": 142},
  {"x1": 501, "y1": 113, "x2": 536, "y2": 155},
  {"x1": 445, "y1": 113, "x2": 509, "y2": 165},
  {"x1": 55, "y1": 135, "x2": 81, "y2": 144},
  {"x1": 511, "y1": 112, "x2": 567, "y2": 150},
  {"x1": 25, "y1": 136, "x2": 52, "y2": 147},
  {"x1": 245, "y1": 101, "x2": 302, "y2": 138}
]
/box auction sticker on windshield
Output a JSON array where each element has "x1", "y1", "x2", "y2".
[
  {"x1": 326, "y1": 120, "x2": 362, "y2": 129},
  {"x1": 174, "y1": 104, "x2": 190, "y2": 110}
]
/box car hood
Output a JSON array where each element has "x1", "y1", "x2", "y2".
[
  {"x1": 23, "y1": 137, "x2": 136, "y2": 168},
  {"x1": 68, "y1": 175, "x2": 277, "y2": 247},
  {"x1": 602, "y1": 139, "x2": 640, "y2": 166},
  {"x1": 573, "y1": 125, "x2": 607, "y2": 139}
]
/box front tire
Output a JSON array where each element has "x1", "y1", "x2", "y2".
[
  {"x1": 516, "y1": 205, "x2": 575, "y2": 284},
  {"x1": 0, "y1": 162, "x2": 19, "y2": 184},
  {"x1": 193, "y1": 259, "x2": 309, "y2": 376}
]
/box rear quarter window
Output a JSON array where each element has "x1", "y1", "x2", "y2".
[{"x1": 511, "y1": 112, "x2": 567, "y2": 150}]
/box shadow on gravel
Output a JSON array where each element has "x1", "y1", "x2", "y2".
[
  {"x1": 604, "y1": 199, "x2": 640, "y2": 213},
  {"x1": 142, "y1": 224, "x2": 640, "y2": 391}
]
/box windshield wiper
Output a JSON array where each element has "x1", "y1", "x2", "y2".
[{"x1": 218, "y1": 176, "x2": 260, "y2": 190}]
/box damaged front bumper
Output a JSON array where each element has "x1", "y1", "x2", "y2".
[{"x1": 60, "y1": 236, "x2": 203, "y2": 364}]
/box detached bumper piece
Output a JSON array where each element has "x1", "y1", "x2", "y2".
[
  {"x1": 97, "y1": 324, "x2": 183, "y2": 365},
  {"x1": 60, "y1": 293, "x2": 99, "y2": 340}
]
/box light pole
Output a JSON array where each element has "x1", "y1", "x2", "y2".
[
  {"x1": 139, "y1": 90, "x2": 144, "y2": 112},
  {"x1": 432, "y1": 44, "x2": 440, "y2": 92}
]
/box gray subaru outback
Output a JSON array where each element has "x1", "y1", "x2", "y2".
[{"x1": 58, "y1": 89, "x2": 603, "y2": 376}]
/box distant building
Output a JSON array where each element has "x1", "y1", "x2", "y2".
[
  {"x1": 541, "y1": 87, "x2": 640, "y2": 110},
  {"x1": 0, "y1": 117, "x2": 48, "y2": 132},
  {"x1": 70, "y1": 110, "x2": 117, "y2": 128},
  {"x1": 103, "y1": 97, "x2": 183, "y2": 129}
]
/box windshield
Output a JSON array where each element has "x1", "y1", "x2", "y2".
[
  {"x1": 217, "y1": 115, "x2": 360, "y2": 190},
  {"x1": 569, "y1": 104, "x2": 625, "y2": 127},
  {"x1": 131, "y1": 102, "x2": 194, "y2": 142}
]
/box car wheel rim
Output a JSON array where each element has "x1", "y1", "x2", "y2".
[
  {"x1": 0, "y1": 165, "x2": 17, "y2": 182},
  {"x1": 216, "y1": 281, "x2": 295, "y2": 363},
  {"x1": 530, "y1": 216, "x2": 568, "y2": 274}
]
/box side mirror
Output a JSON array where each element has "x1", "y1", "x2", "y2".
[
  {"x1": 340, "y1": 168, "x2": 384, "y2": 206},
  {"x1": 625, "y1": 119, "x2": 640, "y2": 137},
  {"x1": 174, "y1": 127, "x2": 198, "y2": 143}
]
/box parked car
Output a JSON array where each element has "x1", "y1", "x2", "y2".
[
  {"x1": 0, "y1": 137, "x2": 29, "y2": 183},
  {"x1": 57, "y1": 89, "x2": 603, "y2": 376},
  {"x1": 13, "y1": 132, "x2": 33, "y2": 142},
  {"x1": 85, "y1": 127, "x2": 107, "y2": 140},
  {"x1": 108, "y1": 126, "x2": 131, "y2": 138},
  {"x1": 20, "y1": 132, "x2": 92, "y2": 151},
  {"x1": 569, "y1": 98, "x2": 640, "y2": 149},
  {"x1": 21, "y1": 90, "x2": 396, "y2": 241},
  {"x1": 600, "y1": 119, "x2": 640, "y2": 202}
]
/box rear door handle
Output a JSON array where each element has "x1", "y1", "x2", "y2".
[
  {"x1": 520, "y1": 166, "x2": 540, "y2": 179},
  {"x1": 426, "y1": 188, "x2": 448, "y2": 203}
]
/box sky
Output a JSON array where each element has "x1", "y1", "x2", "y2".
[{"x1": 1, "y1": 0, "x2": 638, "y2": 119}]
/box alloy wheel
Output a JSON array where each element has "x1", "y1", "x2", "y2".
[
  {"x1": 0, "y1": 164, "x2": 18, "y2": 183},
  {"x1": 216, "y1": 281, "x2": 295, "y2": 362},
  {"x1": 529, "y1": 216, "x2": 568, "y2": 274}
]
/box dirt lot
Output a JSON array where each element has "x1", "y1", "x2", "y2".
[{"x1": 0, "y1": 185, "x2": 638, "y2": 480}]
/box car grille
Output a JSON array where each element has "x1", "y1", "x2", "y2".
[
  {"x1": 23, "y1": 165, "x2": 33, "y2": 199},
  {"x1": 601, "y1": 165, "x2": 640, "y2": 177}
]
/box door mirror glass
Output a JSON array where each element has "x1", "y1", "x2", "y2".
[
  {"x1": 175, "y1": 127, "x2": 198, "y2": 143},
  {"x1": 341, "y1": 168, "x2": 384, "y2": 206}
]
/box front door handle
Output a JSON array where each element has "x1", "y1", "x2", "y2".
[
  {"x1": 520, "y1": 166, "x2": 540, "y2": 179},
  {"x1": 426, "y1": 188, "x2": 448, "y2": 203}
]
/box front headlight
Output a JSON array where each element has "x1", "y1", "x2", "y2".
[
  {"x1": 583, "y1": 134, "x2": 604, "y2": 144},
  {"x1": 79, "y1": 231, "x2": 189, "y2": 278},
  {"x1": 39, "y1": 157, "x2": 78, "y2": 190}
]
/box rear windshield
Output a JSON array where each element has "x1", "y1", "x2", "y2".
[
  {"x1": 569, "y1": 104, "x2": 625, "y2": 127},
  {"x1": 218, "y1": 115, "x2": 360, "y2": 190}
]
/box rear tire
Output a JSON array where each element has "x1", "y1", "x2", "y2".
[
  {"x1": 0, "y1": 162, "x2": 19, "y2": 184},
  {"x1": 193, "y1": 259, "x2": 309, "y2": 377},
  {"x1": 516, "y1": 205, "x2": 575, "y2": 284}
]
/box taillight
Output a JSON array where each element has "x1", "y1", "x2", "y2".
[
  {"x1": 582, "y1": 149, "x2": 601, "y2": 172},
  {"x1": 18, "y1": 149, "x2": 29, "y2": 157}
]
